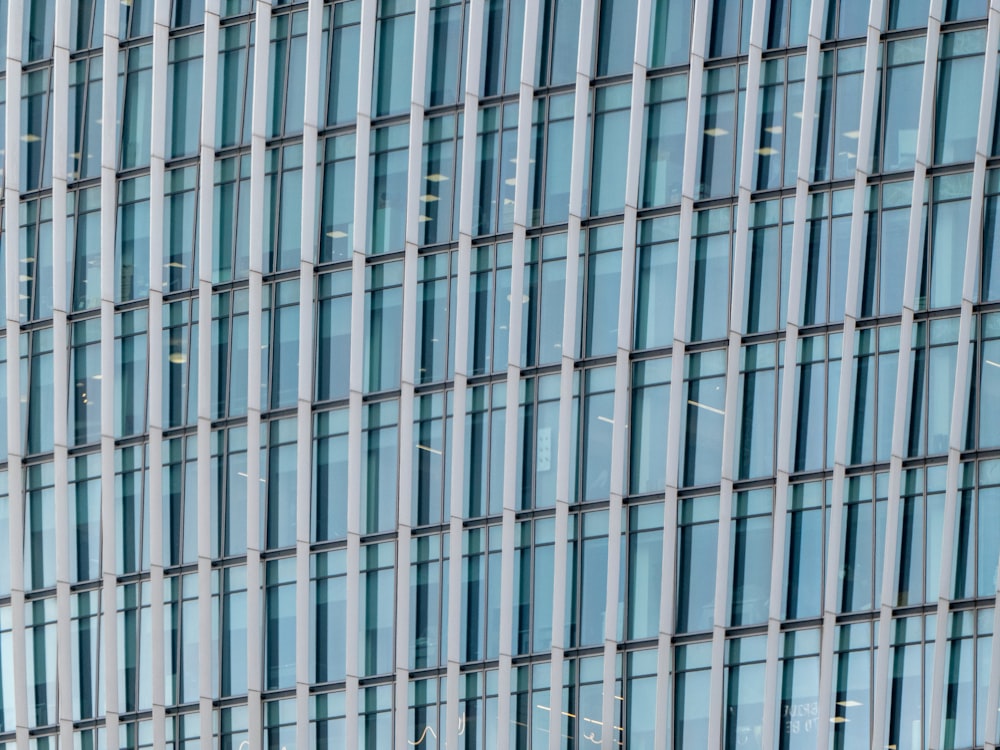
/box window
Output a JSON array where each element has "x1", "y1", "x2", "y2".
[
  {"x1": 521, "y1": 233, "x2": 566, "y2": 367},
  {"x1": 528, "y1": 94, "x2": 574, "y2": 226},
  {"x1": 68, "y1": 57, "x2": 102, "y2": 181},
  {"x1": 163, "y1": 166, "x2": 199, "y2": 292},
  {"x1": 847, "y1": 324, "x2": 900, "y2": 465},
  {"x1": 729, "y1": 490, "x2": 772, "y2": 626},
  {"x1": 784, "y1": 481, "x2": 827, "y2": 619},
  {"x1": 534, "y1": 0, "x2": 579, "y2": 86},
  {"x1": 813, "y1": 46, "x2": 864, "y2": 182},
  {"x1": 472, "y1": 104, "x2": 518, "y2": 236},
  {"x1": 463, "y1": 383, "x2": 507, "y2": 518},
  {"x1": 594, "y1": 0, "x2": 636, "y2": 77},
  {"x1": 167, "y1": 34, "x2": 203, "y2": 159},
  {"x1": 315, "y1": 270, "x2": 352, "y2": 402},
  {"x1": 264, "y1": 558, "x2": 296, "y2": 688},
  {"x1": 681, "y1": 350, "x2": 726, "y2": 487},
  {"x1": 647, "y1": 0, "x2": 691, "y2": 68},
  {"x1": 641, "y1": 75, "x2": 687, "y2": 209},
  {"x1": 362, "y1": 401, "x2": 399, "y2": 534},
  {"x1": 216, "y1": 22, "x2": 254, "y2": 149},
  {"x1": 211, "y1": 427, "x2": 248, "y2": 558},
  {"x1": 317, "y1": 135, "x2": 355, "y2": 263},
  {"x1": 420, "y1": 115, "x2": 462, "y2": 246},
  {"x1": 516, "y1": 375, "x2": 560, "y2": 510},
  {"x1": 461, "y1": 525, "x2": 502, "y2": 660},
  {"x1": 410, "y1": 535, "x2": 448, "y2": 668},
  {"x1": 312, "y1": 550, "x2": 348, "y2": 682},
  {"x1": 21, "y1": 68, "x2": 52, "y2": 192},
  {"x1": 115, "y1": 310, "x2": 149, "y2": 438},
  {"x1": 634, "y1": 215, "x2": 678, "y2": 349},
  {"x1": 162, "y1": 298, "x2": 199, "y2": 429},
  {"x1": 69, "y1": 320, "x2": 101, "y2": 447},
  {"x1": 753, "y1": 56, "x2": 805, "y2": 190},
  {"x1": 213, "y1": 154, "x2": 252, "y2": 282},
  {"x1": 364, "y1": 261, "x2": 403, "y2": 392},
  {"x1": 118, "y1": 44, "x2": 153, "y2": 170},
  {"x1": 690, "y1": 208, "x2": 732, "y2": 342},
  {"x1": 372, "y1": 0, "x2": 415, "y2": 117},
  {"x1": 588, "y1": 84, "x2": 631, "y2": 216},
  {"x1": 467, "y1": 243, "x2": 512, "y2": 376},
  {"x1": 480, "y1": 0, "x2": 523, "y2": 96},
  {"x1": 369, "y1": 125, "x2": 409, "y2": 256},
  {"x1": 735, "y1": 343, "x2": 780, "y2": 480},
  {"x1": 874, "y1": 38, "x2": 923, "y2": 173},
  {"x1": 629, "y1": 357, "x2": 671, "y2": 495},
  {"x1": 676, "y1": 495, "x2": 719, "y2": 632},
  {"x1": 260, "y1": 418, "x2": 294, "y2": 548},
  {"x1": 322, "y1": 0, "x2": 360, "y2": 126},
  {"x1": 211, "y1": 289, "x2": 249, "y2": 419},
  {"x1": 267, "y1": 10, "x2": 307, "y2": 138},
  {"x1": 18, "y1": 197, "x2": 53, "y2": 323},
  {"x1": 580, "y1": 224, "x2": 621, "y2": 357},
  {"x1": 360, "y1": 543, "x2": 396, "y2": 675},
  {"x1": 840, "y1": 473, "x2": 888, "y2": 613},
  {"x1": 263, "y1": 144, "x2": 303, "y2": 272},
  {"x1": 905, "y1": 318, "x2": 959, "y2": 458},
  {"x1": 412, "y1": 392, "x2": 452, "y2": 526},
  {"x1": 802, "y1": 189, "x2": 851, "y2": 326},
  {"x1": 163, "y1": 438, "x2": 198, "y2": 566},
  {"x1": 425, "y1": 0, "x2": 465, "y2": 106},
  {"x1": 715, "y1": 1, "x2": 756, "y2": 58},
  {"x1": 116, "y1": 176, "x2": 151, "y2": 303},
  {"x1": 261, "y1": 280, "x2": 299, "y2": 410},
  {"x1": 792, "y1": 334, "x2": 841, "y2": 473}
]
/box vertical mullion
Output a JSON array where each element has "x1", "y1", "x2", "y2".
[
  {"x1": 99, "y1": 0, "x2": 121, "y2": 741},
  {"x1": 197, "y1": 4, "x2": 220, "y2": 747},
  {"x1": 494, "y1": 0, "x2": 541, "y2": 744},
  {"x1": 244, "y1": 4, "x2": 273, "y2": 750},
  {"x1": 871, "y1": 1, "x2": 943, "y2": 747},
  {"x1": 295, "y1": 0, "x2": 323, "y2": 747},
  {"x1": 394, "y1": 0, "x2": 431, "y2": 737},
  {"x1": 345, "y1": 0, "x2": 378, "y2": 742},
  {"x1": 146, "y1": 3, "x2": 169, "y2": 748},
  {"x1": 50, "y1": 1, "x2": 72, "y2": 748},
  {"x1": 815, "y1": 0, "x2": 888, "y2": 744},
  {"x1": 926, "y1": 4, "x2": 1000, "y2": 747},
  {"x1": 444, "y1": 0, "x2": 484, "y2": 744},
  {"x1": 546, "y1": 0, "x2": 597, "y2": 744},
  {"x1": 3, "y1": 0, "x2": 25, "y2": 748}
]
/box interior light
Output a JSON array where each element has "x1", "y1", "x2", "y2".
[
  {"x1": 765, "y1": 125, "x2": 783, "y2": 134},
  {"x1": 326, "y1": 230, "x2": 348, "y2": 239},
  {"x1": 843, "y1": 130, "x2": 860, "y2": 139},
  {"x1": 756, "y1": 147, "x2": 779, "y2": 156},
  {"x1": 704, "y1": 127, "x2": 729, "y2": 137},
  {"x1": 21, "y1": 134, "x2": 41, "y2": 143},
  {"x1": 418, "y1": 215, "x2": 433, "y2": 222},
  {"x1": 597, "y1": 416, "x2": 614, "y2": 425},
  {"x1": 505, "y1": 178, "x2": 517, "y2": 186},
  {"x1": 426, "y1": 173, "x2": 449, "y2": 182},
  {"x1": 830, "y1": 716, "x2": 849, "y2": 723},
  {"x1": 169, "y1": 352, "x2": 187, "y2": 364},
  {"x1": 687, "y1": 399, "x2": 725, "y2": 416},
  {"x1": 419, "y1": 194, "x2": 440, "y2": 202},
  {"x1": 416, "y1": 444, "x2": 442, "y2": 456},
  {"x1": 836, "y1": 700, "x2": 863, "y2": 707}
]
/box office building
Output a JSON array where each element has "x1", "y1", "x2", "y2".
[{"x1": 0, "y1": 0, "x2": 999, "y2": 748}]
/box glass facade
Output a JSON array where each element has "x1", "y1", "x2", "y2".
[{"x1": 1, "y1": 0, "x2": 1000, "y2": 749}]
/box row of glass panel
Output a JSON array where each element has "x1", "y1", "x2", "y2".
[{"x1": 1, "y1": 606, "x2": 998, "y2": 749}]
